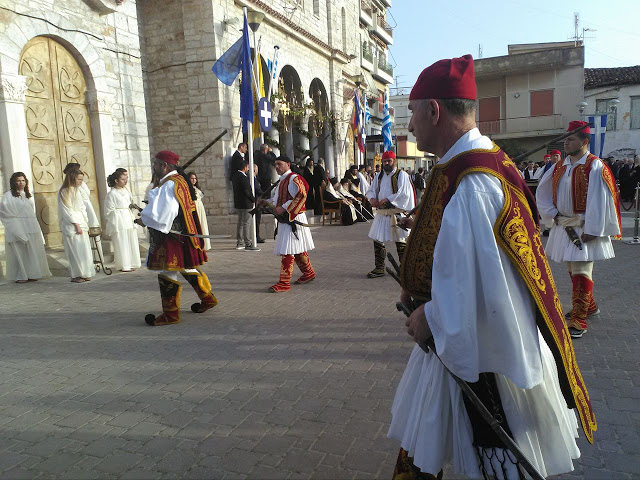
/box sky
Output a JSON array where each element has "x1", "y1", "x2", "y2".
[{"x1": 388, "y1": 0, "x2": 640, "y2": 94}]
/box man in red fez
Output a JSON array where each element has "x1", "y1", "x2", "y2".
[
  {"x1": 388, "y1": 55, "x2": 591, "y2": 479},
  {"x1": 364, "y1": 149, "x2": 415, "y2": 278},
  {"x1": 138, "y1": 151, "x2": 218, "y2": 326},
  {"x1": 536, "y1": 121, "x2": 622, "y2": 338}
]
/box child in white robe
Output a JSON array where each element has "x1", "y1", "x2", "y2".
[
  {"x1": 0, "y1": 172, "x2": 51, "y2": 283},
  {"x1": 105, "y1": 169, "x2": 141, "y2": 272},
  {"x1": 58, "y1": 168, "x2": 95, "y2": 283}
]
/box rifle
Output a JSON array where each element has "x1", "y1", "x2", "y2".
[
  {"x1": 248, "y1": 179, "x2": 280, "y2": 216},
  {"x1": 511, "y1": 122, "x2": 593, "y2": 163},
  {"x1": 180, "y1": 129, "x2": 228, "y2": 171},
  {"x1": 386, "y1": 256, "x2": 545, "y2": 480}
]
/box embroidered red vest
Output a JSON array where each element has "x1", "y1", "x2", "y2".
[
  {"x1": 400, "y1": 145, "x2": 597, "y2": 444},
  {"x1": 277, "y1": 172, "x2": 307, "y2": 222},
  {"x1": 160, "y1": 173, "x2": 202, "y2": 250},
  {"x1": 551, "y1": 154, "x2": 622, "y2": 239}
]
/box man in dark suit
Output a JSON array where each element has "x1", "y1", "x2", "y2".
[
  {"x1": 252, "y1": 163, "x2": 265, "y2": 243},
  {"x1": 229, "y1": 143, "x2": 248, "y2": 181},
  {"x1": 231, "y1": 159, "x2": 259, "y2": 251}
]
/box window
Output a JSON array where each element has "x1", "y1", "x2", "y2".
[
  {"x1": 530, "y1": 89, "x2": 554, "y2": 117},
  {"x1": 313, "y1": 0, "x2": 319, "y2": 16},
  {"x1": 596, "y1": 98, "x2": 619, "y2": 131},
  {"x1": 478, "y1": 96, "x2": 500, "y2": 134},
  {"x1": 395, "y1": 105, "x2": 408, "y2": 119},
  {"x1": 631, "y1": 97, "x2": 640, "y2": 129}
]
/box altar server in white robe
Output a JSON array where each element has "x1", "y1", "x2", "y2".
[
  {"x1": 0, "y1": 172, "x2": 51, "y2": 283},
  {"x1": 536, "y1": 120, "x2": 621, "y2": 338},
  {"x1": 263, "y1": 155, "x2": 315, "y2": 292},
  {"x1": 58, "y1": 168, "x2": 95, "y2": 282},
  {"x1": 105, "y1": 168, "x2": 141, "y2": 272},
  {"x1": 187, "y1": 172, "x2": 211, "y2": 251},
  {"x1": 364, "y1": 150, "x2": 414, "y2": 278},
  {"x1": 388, "y1": 54, "x2": 587, "y2": 480}
]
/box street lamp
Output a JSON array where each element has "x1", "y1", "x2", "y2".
[
  {"x1": 577, "y1": 101, "x2": 588, "y2": 117},
  {"x1": 246, "y1": 10, "x2": 264, "y2": 32},
  {"x1": 610, "y1": 98, "x2": 620, "y2": 129}
]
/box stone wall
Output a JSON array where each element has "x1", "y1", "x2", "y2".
[
  {"x1": 0, "y1": 0, "x2": 150, "y2": 278},
  {"x1": 138, "y1": 0, "x2": 361, "y2": 234}
]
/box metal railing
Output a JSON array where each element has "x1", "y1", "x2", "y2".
[
  {"x1": 478, "y1": 114, "x2": 563, "y2": 135},
  {"x1": 376, "y1": 15, "x2": 393, "y2": 35},
  {"x1": 378, "y1": 56, "x2": 393, "y2": 76},
  {"x1": 361, "y1": 0, "x2": 372, "y2": 14},
  {"x1": 362, "y1": 42, "x2": 373, "y2": 63}
]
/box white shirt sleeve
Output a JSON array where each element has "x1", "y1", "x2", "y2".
[
  {"x1": 387, "y1": 171, "x2": 415, "y2": 211},
  {"x1": 424, "y1": 173, "x2": 543, "y2": 389},
  {"x1": 366, "y1": 173, "x2": 378, "y2": 200},
  {"x1": 140, "y1": 180, "x2": 179, "y2": 234},
  {"x1": 535, "y1": 167, "x2": 558, "y2": 224},
  {"x1": 584, "y1": 160, "x2": 621, "y2": 237}
]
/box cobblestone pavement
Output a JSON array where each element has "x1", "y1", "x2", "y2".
[{"x1": 0, "y1": 221, "x2": 638, "y2": 479}]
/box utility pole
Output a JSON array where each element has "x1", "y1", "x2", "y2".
[
  {"x1": 573, "y1": 12, "x2": 579, "y2": 46},
  {"x1": 478, "y1": 44, "x2": 483, "y2": 59}
]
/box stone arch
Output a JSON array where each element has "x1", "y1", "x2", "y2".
[
  {"x1": 0, "y1": 9, "x2": 115, "y2": 231},
  {"x1": 276, "y1": 64, "x2": 304, "y2": 161},
  {"x1": 0, "y1": 9, "x2": 108, "y2": 94},
  {"x1": 308, "y1": 78, "x2": 329, "y2": 165}
]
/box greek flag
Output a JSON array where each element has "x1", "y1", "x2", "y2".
[
  {"x1": 364, "y1": 97, "x2": 371, "y2": 125},
  {"x1": 588, "y1": 114, "x2": 607, "y2": 157},
  {"x1": 382, "y1": 92, "x2": 392, "y2": 151}
]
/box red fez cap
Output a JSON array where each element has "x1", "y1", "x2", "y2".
[
  {"x1": 155, "y1": 150, "x2": 180, "y2": 165},
  {"x1": 550, "y1": 149, "x2": 562, "y2": 156},
  {"x1": 567, "y1": 121, "x2": 590, "y2": 135},
  {"x1": 544, "y1": 154, "x2": 551, "y2": 159},
  {"x1": 382, "y1": 151, "x2": 396, "y2": 160},
  {"x1": 410, "y1": 54, "x2": 476, "y2": 101}
]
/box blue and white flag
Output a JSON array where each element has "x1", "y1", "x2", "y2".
[
  {"x1": 364, "y1": 97, "x2": 371, "y2": 126},
  {"x1": 212, "y1": 12, "x2": 254, "y2": 129},
  {"x1": 382, "y1": 92, "x2": 393, "y2": 151},
  {"x1": 588, "y1": 114, "x2": 607, "y2": 157}
]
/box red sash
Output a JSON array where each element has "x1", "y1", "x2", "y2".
[
  {"x1": 277, "y1": 172, "x2": 307, "y2": 222},
  {"x1": 401, "y1": 145, "x2": 597, "y2": 444}
]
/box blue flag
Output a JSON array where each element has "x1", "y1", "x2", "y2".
[
  {"x1": 588, "y1": 114, "x2": 607, "y2": 157},
  {"x1": 382, "y1": 92, "x2": 393, "y2": 151},
  {"x1": 212, "y1": 12, "x2": 254, "y2": 129}
]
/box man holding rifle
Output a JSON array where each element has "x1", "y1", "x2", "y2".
[
  {"x1": 138, "y1": 150, "x2": 218, "y2": 326},
  {"x1": 388, "y1": 55, "x2": 592, "y2": 479},
  {"x1": 536, "y1": 121, "x2": 622, "y2": 338}
]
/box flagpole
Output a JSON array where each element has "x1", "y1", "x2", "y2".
[{"x1": 244, "y1": 6, "x2": 258, "y2": 247}]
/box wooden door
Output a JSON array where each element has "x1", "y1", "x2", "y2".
[{"x1": 19, "y1": 37, "x2": 99, "y2": 247}]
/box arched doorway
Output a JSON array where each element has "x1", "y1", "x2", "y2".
[{"x1": 19, "y1": 36, "x2": 99, "y2": 247}]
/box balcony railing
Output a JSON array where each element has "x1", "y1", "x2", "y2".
[
  {"x1": 378, "y1": 57, "x2": 393, "y2": 76},
  {"x1": 362, "y1": 42, "x2": 373, "y2": 63},
  {"x1": 361, "y1": 0, "x2": 372, "y2": 14},
  {"x1": 478, "y1": 114, "x2": 563, "y2": 136},
  {"x1": 376, "y1": 15, "x2": 393, "y2": 35}
]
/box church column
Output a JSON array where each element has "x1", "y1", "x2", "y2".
[
  {"x1": 298, "y1": 112, "x2": 311, "y2": 158},
  {"x1": 86, "y1": 89, "x2": 115, "y2": 217},
  {"x1": 324, "y1": 123, "x2": 335, "y2": 178},
  {"x1": 267, "y1": 124, "x2": 280, "y2": 183},
  {"x1": 310, "y1": 118, "x2": 319, "y2": 163},
  {"x1": 284, "y1": 127, "x2": 294, "y2": 162},
  {"x1": 0, "y1": 73, "x2": 32, "y2": 189}
]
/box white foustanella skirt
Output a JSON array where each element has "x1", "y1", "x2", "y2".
[
  {"x1": 273, "y1": 212, "x2": 314, "y2": 255},
  {"x1": 387, "y1": 332, "x2": 580, "y2": 479}
]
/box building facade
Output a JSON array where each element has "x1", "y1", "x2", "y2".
[
  {"x1": 0, "y1": 0, "x2": 394, "y2": 279},
  {"x1": 584, "y1": 66, "x2": 640, "y2": 159},
  {"x1": 475, "y1": 42, "x2": 585, "y2": 165}
]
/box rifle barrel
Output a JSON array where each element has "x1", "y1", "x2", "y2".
[
  {"x1": 511, "y1": 123, "x2": 593, "y2": 163},
  {"x1": 181, "y1": 129, "x2": 228, "y2": 170}
]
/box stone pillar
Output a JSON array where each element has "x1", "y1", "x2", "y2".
[
  {"x1": 268, "y1": 124, "x2": 280, "y2": 157},
  {"x1": 284, "y1": 128, "x2": 294, "y2": 162},
  {"x1": 298, "y1": 112, "x2": 311, "y2": 156},
  {"x1": 310, "y1": 129, "x2": 319, "y2": 163},
  {"x1": 86, "y1": 89, "x2": 115, "y2": 222},
  {"x1": 0, "y1": 74, "x2": 32, "y2": 189},
  {"x1": 324, "y1": 123, "x2": 335, "y2": 178}
]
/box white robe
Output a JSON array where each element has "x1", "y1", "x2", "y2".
[
  {"x1": 141, "y1": 171, "x2": 180, "y2": 234},
  {"x1": 326, "y1": 183, "x2": 357, "y2": 223},
  {"x1": 0, "y1": 191, "x2": 51, "y2": 281},
  {"x1": 388, "y1": 128, "x2": 580, "y2": 479},
  {"x1": 78, "y1": 181, "x2": 100, "y2": 228},
  {"x1": 58, "y1": 187, "x2": 95, "y2": 279},
  {"x1": 194, "y1": 187, "x2": 211, "y2": 250},
  {"x1": 271, "y1": 170, "x2": 314, "y2": 255},
  {"x1": 536, "y1": 152, "x2": 620, "y2": 262},
  {"x1": 356, "y1": 171, "x2": 371, "y2": 195},
  {"x1": 105, "y1": 188, "x2": 141, "y2": 271},
  {"x1": 366, "y1": 168, "x2": 414, "y2": 242}
]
